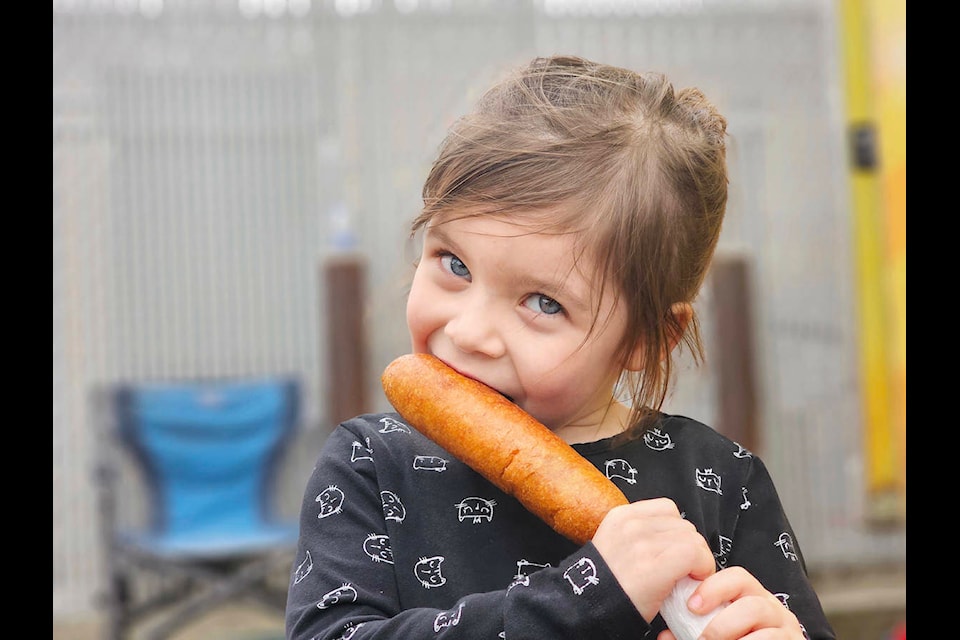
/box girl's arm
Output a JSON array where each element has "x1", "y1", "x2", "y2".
[
  {"x1": 674, "y1": 456, "x2": 835, "y2": 640},
  {"x1": 285, "y1": 421, "x2": 648, "y2": 640}
]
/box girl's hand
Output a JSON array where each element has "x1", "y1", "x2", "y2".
[
  {"x1": 657, "y1": 566, "x2": 807, "y2": 640},
  {"x1": 591, "y1": 497, "x2": 716, "y2": 623}
]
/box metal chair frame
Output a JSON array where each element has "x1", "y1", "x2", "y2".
[{"x1": 93, "y1": 375, "x2": 301, "y2": 640}]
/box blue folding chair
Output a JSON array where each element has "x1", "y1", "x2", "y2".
[{"x1": 94, "y1": 375, "x2": 301, "y2": 640}]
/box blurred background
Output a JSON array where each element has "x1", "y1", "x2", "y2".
[{"x1": 53, "y1": 0, "x2": 905, "y2": 637}]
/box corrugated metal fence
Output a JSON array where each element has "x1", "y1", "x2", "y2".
[{"x1": 53, "y1": 0, "x2": 906, "y2": 618}]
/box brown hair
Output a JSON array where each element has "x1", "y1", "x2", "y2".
[{"x1": 411, "y1": 55, "x2": 728, "y2": 438}]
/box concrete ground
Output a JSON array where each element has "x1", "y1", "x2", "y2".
[
  {"x1": 809, "y1": 564, "x2": 906, "y2": 640},
  {"x1": 54, "y1": 565, "x2": 905, "y2": 640},
  {"x1": 53, "y1": 605, "x2": 285, "y2": 640}
]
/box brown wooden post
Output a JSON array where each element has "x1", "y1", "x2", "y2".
[
  {"x1": 324, "y1": 252, "x2": 369, "y2": 426},
  {"x1": 709, "y1": 254, "x2": 759, "y2": 454}
]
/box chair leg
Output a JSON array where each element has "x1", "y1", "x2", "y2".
[
  {"x1": 243, "y1": 583, "x2": 290, "y2": 612},
  {"x1": 143, "y1": 553, "x2": 290, "y2": 640},
  {"x1": 101, "y1": 573, "x2": 129, "y2": 640}
]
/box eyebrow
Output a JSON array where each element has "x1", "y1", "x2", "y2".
[{"x1": 425, "y1": 223, "x2": 457, "y2": 248}]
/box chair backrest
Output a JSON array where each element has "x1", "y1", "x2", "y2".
[{"x1": 113, "y1": 376, "x2": 299, "y2": 538}]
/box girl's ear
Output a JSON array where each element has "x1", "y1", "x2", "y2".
[
  {"x1": 665, "y1": 302, "x2": 693, "y2": 354},
  {"x1": 624, "y1": 302, "x2": 693, "y2": 371}
]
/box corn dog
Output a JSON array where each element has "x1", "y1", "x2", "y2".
[
  {"x1": 381, "y1": 352, "x2": 726, "y2": 639},
  {"x1": 381, "y1": 352, "x2": 628, "y2": 545}
]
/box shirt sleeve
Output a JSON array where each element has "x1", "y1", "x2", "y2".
[
  {"x1": 285, "y1": 423, "x2": 485, "y2": 639},
  {"x1": 725, "y1": 455, "x2": 836, "y2": 640},
  {"x1": 285, "y1": 420, "x2": 647, "y2": 640},
  {"x1": 502, "y1": 542, "x2": 650, "y2": 640}
]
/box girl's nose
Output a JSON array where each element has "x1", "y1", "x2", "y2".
[{"x1": 444, "y1": 305, "x2": 506, "y2": 358}]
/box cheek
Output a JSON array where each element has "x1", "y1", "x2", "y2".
[
  {"x1": 523, "y1": 380, "x2": 591, "y2": 428},
  {"x1": 405, "y1": 270, "x2": 437, "y2": 352},
  {"x1": 518, "y1": 345, "x2": 622, "y2": 424},
  {"x1": 521, "y1": 360, "x2": 591, "y2": 407}
]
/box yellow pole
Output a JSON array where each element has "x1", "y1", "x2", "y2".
[{"x1": 838, "y1": 0, "x2": 906, "y2": 524}]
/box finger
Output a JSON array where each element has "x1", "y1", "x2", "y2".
[
  {"x1": 691, "y1": 566, "x2": 767, "y2": 612},
  {"x1": 653, "y1": 533, "x2": 718, "y2": 583},
  {"x1": 603, "y1": 497, "x2": 683, "y2": 522},
  {"x1": 618, "y1": 514, "x2": 700, "y2": 537},
  {"x1": 700, "y1": 594, "x2": 804, "y2": 640},
  {"x1": 598, "y1": 507, "x2": 700, "y2": 541},
  {"x1": 632, "y1": 496, "x2": 684, "y2": 518}
]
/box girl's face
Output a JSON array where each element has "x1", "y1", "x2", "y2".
[{"x1": 406, "y1": 213, "x2": 634, "y2": 442}]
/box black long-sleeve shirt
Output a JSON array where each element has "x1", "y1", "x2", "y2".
[{"x1": 286, "y1": 412, "x2": 835, "y2": 639}]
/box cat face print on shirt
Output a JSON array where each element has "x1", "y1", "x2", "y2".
[
  {"x1": 508, "y1": 559, "x2": 551, "y2": 590},
  {"x1": 413, "y1": 455, "x2": 448, "y2": 472},
  {"x1": 775, "y1": 532, "x2": 798, "y2": 561},
  {"x1": 293, "y1": 550, "x2": 313, "y2": 585},
  {"x1": 643, "y1": 427, "x2": 675, "y2": 451},
  {"x1": 605, "y1": 458, "x2": 638, "y2": 484},
  {"x1": 381, "y1": 490, "x2": 406, "y2": 522},
  {"x1": 363, "y1": 533, "x2": 394, "y2": 564},
  {"x1": 378, "y1": 416, "x2": 411, "y2": 434},
  {"x1": 563, "y1": 557, "x2": 600, "y2": 595},
  {"x1": 317, "y1": 583, "x2": 358, "y2": 610},
  {"x1": 433, "y1": 603, "x2": 464, "y2": 632},
  {"x1": 316, "y1": 485, "x2": 345, "y2": 518},
  {"x1": 414, "y1": 555, "x2": 447, "y2": 589},
  {"x1": 455, "y1": 496, "x2": 496, "y2": 523},
  {"x1": 696, "y1": 468, "x2": 723, "y2": 495}
]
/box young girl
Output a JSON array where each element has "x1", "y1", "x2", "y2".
[{"x1": 286, "y1": 55, "x2": 835, "y2": 640}]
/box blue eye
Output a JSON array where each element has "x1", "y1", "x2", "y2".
[
  {"x1": 440, "y1": 253, "x2": 470, "y2": 279},
  {"x1": 524, "y1": 294, "x2": 563, "y2": 316}
]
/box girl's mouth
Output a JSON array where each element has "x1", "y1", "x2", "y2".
[{"x1": 437, "y1": 357, "x2": 515, "y2": 403}]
